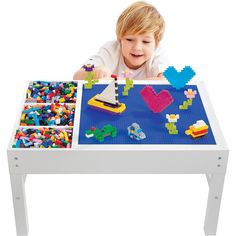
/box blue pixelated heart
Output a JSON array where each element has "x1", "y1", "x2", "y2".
[{"x1": 163, "y1": 66, "x2": 196, "y2": 90}]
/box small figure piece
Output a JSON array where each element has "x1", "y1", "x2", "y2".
[
  {"x1": 165, "y1": 114, "x2": 179, "y2": 134},
  {"x1": 88, "y1": 74, "x2": 126, "y2": 114},
  {"x1": 83, "y1": 64, "x2": 99, "y2": 89},
  {"x1": 140, "y1": 86, "x2": 173, "y2": 113},
  {"x1": 122, "y1": 69, "x2": 134, "y2": 96},
  {"x1": 122, "y1": 69, "x2": 133, "y2": 78},
  {"x1": 127, "y1": 123, "x2": 146, "y2": 141},
  {"x1": 163, "y1": 66, "x2": 196, "y2": 90},
  {"x1": 85, "y1": 124, "x2": 117, "y2": 142},
  {"x1": 185, "y1": 120, "x2": 208, "y2": 138},
  {"x1": 179, "y1": 89, "x2": 197, "y2": 110}
]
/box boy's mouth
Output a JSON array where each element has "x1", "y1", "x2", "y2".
[{"x1": 130, "y1": 53, "x2": 144, "y2": 58}]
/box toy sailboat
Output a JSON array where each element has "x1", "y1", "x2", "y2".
[{"x1": 87, "y1": 74, "x2": 126, "y2": 114}]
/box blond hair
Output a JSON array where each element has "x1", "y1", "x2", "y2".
[{"x1": 116, "y1": 1, "x2": 165, "y2": 45}]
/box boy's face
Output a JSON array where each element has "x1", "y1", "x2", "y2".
[{"x1": 120, "y1": 33, "x2": 156, "y2": 70}]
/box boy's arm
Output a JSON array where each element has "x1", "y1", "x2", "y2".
[
  {"x1": 149, "y1": 45, "x2": 169, "y2": 80},
  {"x1": 93, "y1": 65, "x2": 112, "y2": 79},
  {"x1": 73, "y1": 68, "x2": 87, "y2": 80},
  {"x1": 73, "y1": 41, "x2": 116, "y2": 80},
  {"x1": 145, "y1": 73, "x2": 165, "y2": 80},
  {"x1": 73, "y1": 66, "x2": 112, "y2": 80}
]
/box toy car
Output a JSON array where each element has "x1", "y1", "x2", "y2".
[{"x1": 127, "y1": 123, "x2": 146, "y2": 141}]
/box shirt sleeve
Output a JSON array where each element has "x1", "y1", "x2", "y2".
[
  {"x1": 83, "y1": 41, "x2": 119, "y2": 70},
  {"x1": 150, "y1": 45, "x2": 170, "y2": 76}
]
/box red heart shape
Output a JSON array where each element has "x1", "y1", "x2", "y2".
[{"x1": 140, "y1": 86, "x2": 173, "y2": 113}]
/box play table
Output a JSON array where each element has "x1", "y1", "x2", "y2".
[{"x1": 7, "y1": 80, "x2": 229, "y2": 236}]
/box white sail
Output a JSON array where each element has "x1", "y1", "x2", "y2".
[{"x1": 96, "y1": 80, "x2": 118, "y2": 105}]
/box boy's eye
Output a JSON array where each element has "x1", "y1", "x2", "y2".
[
  {"x1": 126, "y1": 38, "x2": 133, "y2": 42},
  {"x1": 143, "y1": 41, "x2": 151, "y2": 44}
]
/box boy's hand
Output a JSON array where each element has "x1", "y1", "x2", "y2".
[
  {"x1": 145, "y1": 73, "x2": 165, "y2": 80},
  {"x1": 156, "y1": 72, "x2": 165, "y2": 80},
  {"x1": 73, "y1": 66, "x2": 111, "y2": 80},
  {"x1": 93, "y1": 66, "x2": 111, "y2": 79},
  {"x1": 73, "y1": 69, "x2": 87, "y2": 80}
]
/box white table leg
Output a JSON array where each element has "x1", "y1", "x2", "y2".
[
  {"x1": 10, "y1": 174, "x2": 29, "y2": 236},
  {"x1": 204, "y1": 173, "x2": 225, "y2": 236}
]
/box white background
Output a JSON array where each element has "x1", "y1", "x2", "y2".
[{"x1": 0, "y1": 0, "x2": 235, "y2": 235}]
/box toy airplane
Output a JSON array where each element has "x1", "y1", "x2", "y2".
[{"x1": 87, "y1": 74, "x2": 126, "y2": 114}]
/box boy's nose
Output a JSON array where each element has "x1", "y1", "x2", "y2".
[{"x1": 133, "y1": 42, "x2": 142, "y2": 51}]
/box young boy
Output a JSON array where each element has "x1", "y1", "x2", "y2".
[{"x1": 73, "y1": 1, "x2": 168, "y2": 80}]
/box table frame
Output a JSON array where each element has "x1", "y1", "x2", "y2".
[{"x1": 7, "y1": 80, "x2": 229, "y2": 236}]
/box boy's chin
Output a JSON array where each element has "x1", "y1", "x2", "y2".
[
  {"x1": 129, "y1": 61, "x2": 145, "y2": 69},
  {"x1": 124, "y1": 57, "x2": 145, "y2": 69}
]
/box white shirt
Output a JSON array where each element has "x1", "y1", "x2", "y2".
[{"x1": 85, "y1": 40, "x2": 169, "y2": 79}]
